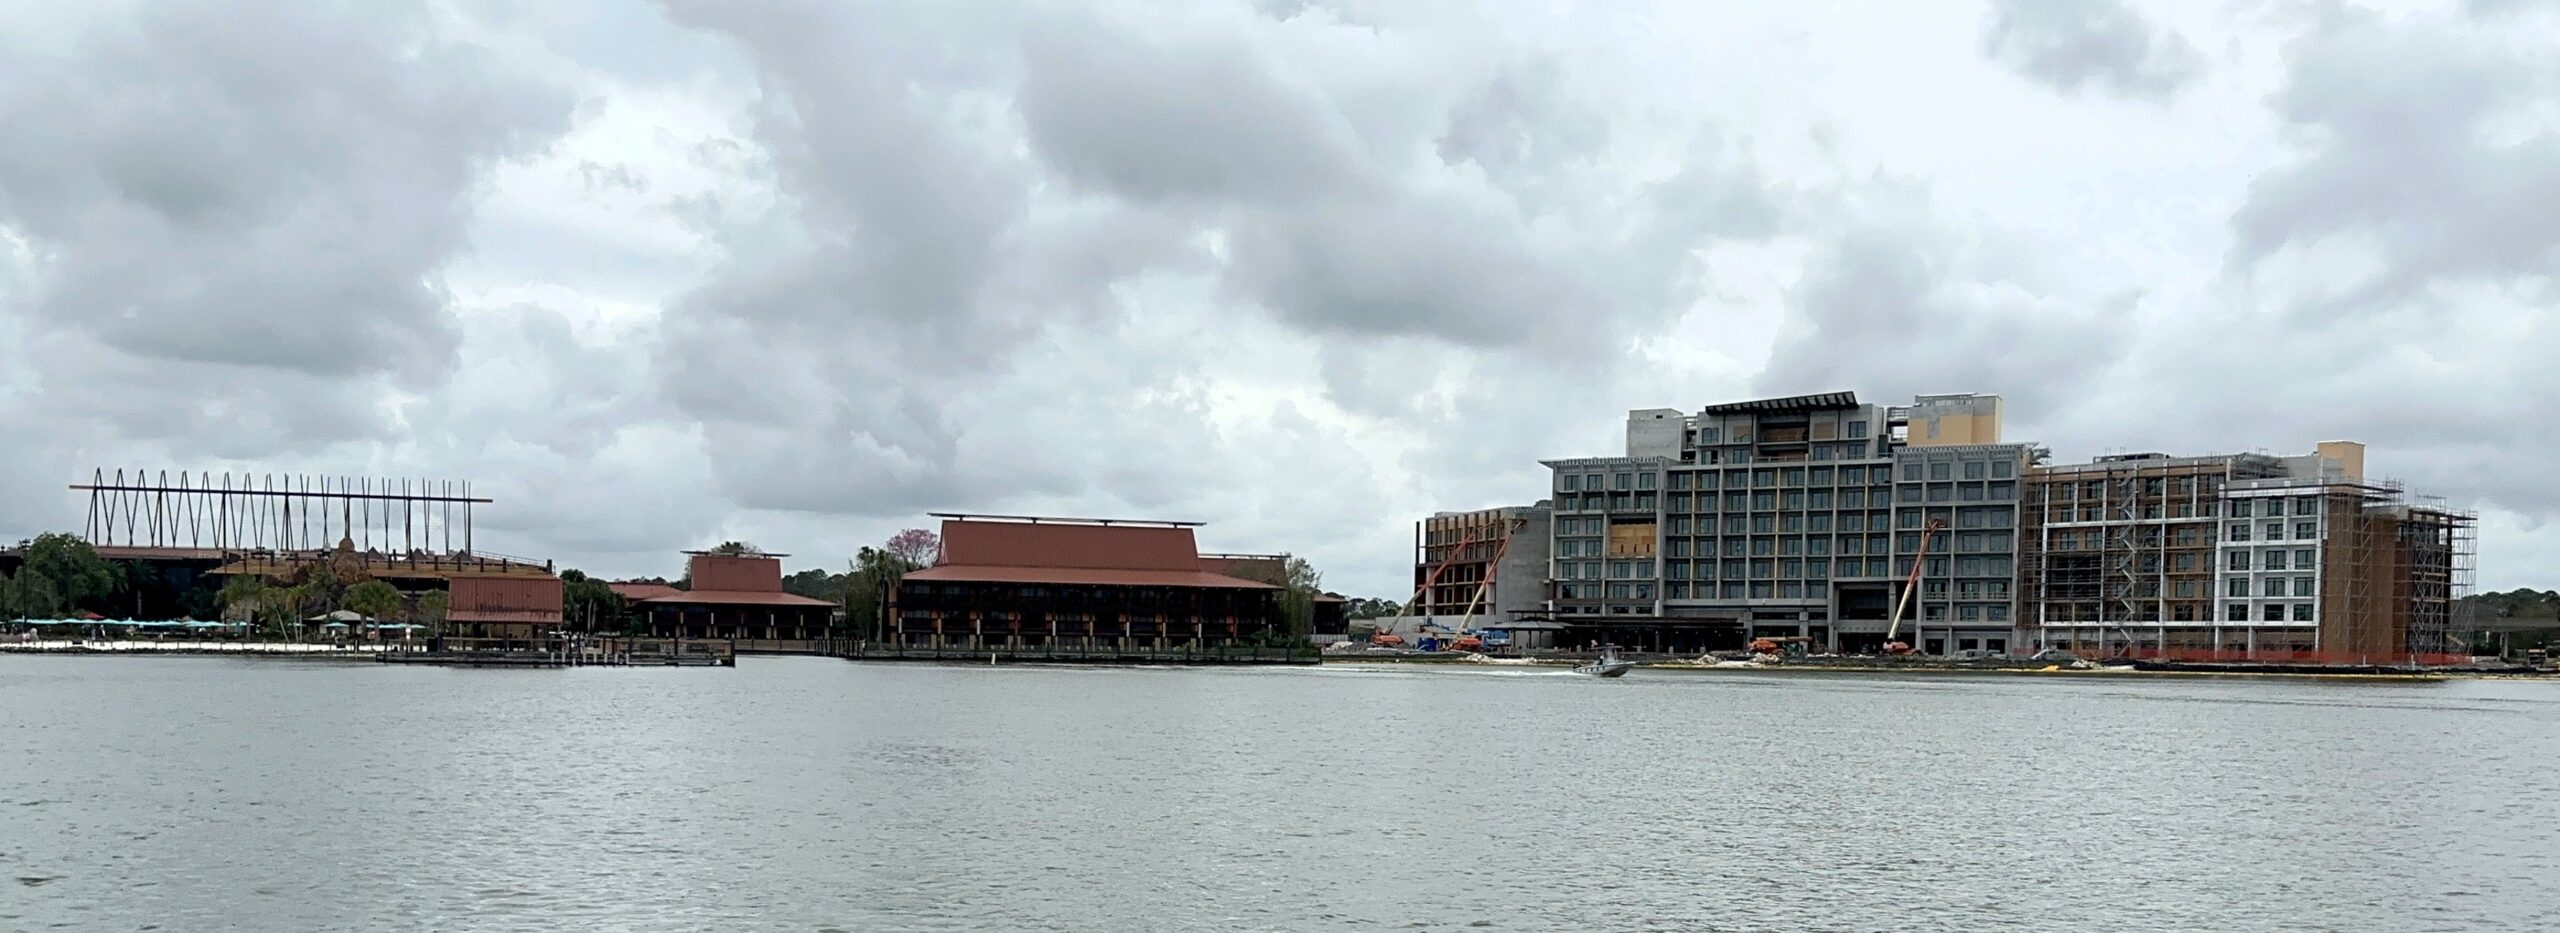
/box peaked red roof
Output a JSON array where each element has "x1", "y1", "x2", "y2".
[
  {"x1": 937, "y1": 520, "x2": 1204, "y2": 572},
  {"x1": 914, "y1": 519, "x2": 1277, "y2": 589},
  {"x1": 608, "y1": 582, "x2": 683, "y2": 602}
]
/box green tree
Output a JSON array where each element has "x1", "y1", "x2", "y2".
[
  {"x1": 218, "y1": 574, "x2": 270, "y2": 623},
  {"x1": 18, "y1": 533, "x2": 121, "y2": 617},
  {"x1": 417, "y1": 590, "x2": 450, "y2": 637},
  {"x1": 344, "y1": 580, "x2": 402, "y2": 623},
  {"x1": 558, "y1": 569, "x2": 627, "y2": 633},
  {"x1": 1277, "y1": 556, "x2": 1322, "y2": 643}
]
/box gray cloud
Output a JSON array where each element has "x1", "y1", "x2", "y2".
[
  {"x1": 2231, "y1": 9, "x2": 2560, "y2": 311},
  {"x1": 0, "y1": 1, "x2": 572, "y2": 381},
  {"x1": 1980, "y1": 0, "x2": 2200, "y2": 99},
  {"x1": 1756, "y1": 180, "x2": 2130, "y2": 420}
]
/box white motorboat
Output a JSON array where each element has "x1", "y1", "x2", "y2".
[{"x1": 1573, "y1": 644, "x2": 1635, "y2": 678}]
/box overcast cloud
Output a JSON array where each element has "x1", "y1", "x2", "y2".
[{"x1": 3, "y1": 0, "x2": 2554, "y2": 596}]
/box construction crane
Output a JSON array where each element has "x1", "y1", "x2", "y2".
[
  {"x1": 1395, "y1": 516, "x2": 1527, "y2": 650},
  {"x1": 1881, "y1": 518, "x2": 1949, "y2": 655}
]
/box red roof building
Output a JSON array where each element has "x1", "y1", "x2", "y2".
[
  {"x1": 631, "y1": 552, "x2": 836, "y2": 642},
  {"x1": 891, "y1": 515, "x2": 1284, "y2": 650}
]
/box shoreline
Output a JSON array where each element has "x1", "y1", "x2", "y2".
[{"x1": 1318, "y1": 655, "x2": 2546, "y2": 682}]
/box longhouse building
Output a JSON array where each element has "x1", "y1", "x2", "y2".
[{"x1": 891, "y1": 515, "x2": 1284, "y2": 649}]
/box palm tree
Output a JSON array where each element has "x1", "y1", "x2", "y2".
[{"x1": 217, "y1": 575, "x2": 268, "y2": 626}]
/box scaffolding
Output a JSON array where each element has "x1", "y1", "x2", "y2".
[
  {"x1": 2021, "y1": 453, "x2": 2277, "y2": 654},
  {"x1": 73, "y1": 468, "x2": 488, "y2": 555}
]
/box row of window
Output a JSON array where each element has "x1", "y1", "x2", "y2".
[
  {"x1": 2230, "y1": 496, "x2": 2323, "y2": 518},
  {"x1": 2043, "y1": 526, "x2": 2209, "y2": 550},
  {"x1": 1897, "y1": 460, "x2": 2019, "y2": 482},
  {"x1": 1694, "y1": 420, "x2": 1871, "y2": 445},
  {"x1": 1895, "y1": 482, "x2": 2018, "y2": 504},
  {"x1": 2032, "y1": 502, "x2": 2221, "y2": 520},
  {"x1": 2045, "y1": 477, "x2": 2227, "y2": 500},
  {"x1": 2227, "y1": 602, "x2": 2317, "y2": 622},
  {"x1": 1645, "y1": 555, "x2": 2018, "y2": 580},
  {"x1": 1672, "y1": 465, "x2": 1892, "y2": 490},
  {"x1": 2228, "y1": 548, "x2": 2321, "y2": 571},
  {"x1": 2230, "y1": 521, "x2": 2320, "y2": 543},
  {"x1": 2228, "y1": 576, "x2": 2320, "y2": 598}
]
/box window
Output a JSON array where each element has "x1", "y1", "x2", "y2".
[
  {"x1": 1927, "y1": 485, "x2": 1953, "y2": 502},
  {"x1": 1842, "y1": 489, "x2": 1865, "y2": 508},
  {"x1": 1669, "y1": 472, "x2": 1691, "y2": 491},
  {"x1": 2296, "y1": 548, "x2": 2316, "y2": 568},
  {"x1": 2227, "y1": 578, "x2": 2249, "y2": 597},
  {"x1": 2230, "y1": 523, "x2": 2251, "y2": 542},
  {"x1": 1633, "y1": 583, "x2": 1654, "y2": 599},
  {"x1": 1753, "y1": 493, "x2": 1777, "y2": 511},
  {"x1": 2295, "y1": 496, "x2": 2319, "y2": 516},
  {"x1": 1960, "y1": 485, "x2": 1985, "y2": 502},
  {"x1": 2174, "y1": 580, "x2": 2196, "y2": 598},
  {"x1": 1782, "y1": 515, "x2": 1805, "y2": 532},
  {"x1": 2265, "y1": 551, "x2": 2286, "y2": 571},
  {"x1": 1724, "y1": 517, "x2": 1746, "y2": 535},
  {"x1": 1989, "y1": 482, "x2": 2015, "y2": 499},
  {"x1": 1725, "y1": 538, "x2": 1746, "y2": 556},
  {"x1": 1809, "y1": 515, "x2": 1832, "y2": 533},
  {"x1": 2294, "y1": 603, "x2": 2316, "y2": 622},
  {"x1": 1809, "y1": 536, "x2": 1831, "y2": 555},
  {"x1": 2263, "y1": 522, "x2": 2284, "y2": 540},
  {"x1": 1749, "y1": 582, "x2": 1773, "y2": 599},
  {"x1": 1784, "y1": 491, "x2": 1806, "y2": 510},
  {"x1": 2264, "y1": 578, "x2": 2287, "y2": 598},
  {"x1": 1753, "y1": 469, "x2": 1777, "y2": 487},
  {"x1": 1841, "y1": 514, "x2": 1864, "y2": 532},
  {"x1": 1750, "y1": 538, "x2": 1774, "y2": 556},
  {"x1": 2262, "y1": 603, "x2": 2286, "y2": 622},
  {"x1": 1841, "y1": 536, "x2": 1864, "y2": 554},
  {"x1": 2228, "y1": 551, "x2": 2251, "y2": 571},
  {"x1": 1781, "y1": 537, "x2": 1804, "y2": 556},
  {"x1": 1991, "y1": 460, "x2": 2014, "y2": 479},
  {"x1": 1810, "y1": 467, "x2": 1835, "y2": 485},
  {"x1": 1899, "y1": 486, "x2": 1922, "y2": 504},
  {"x1": 1611, "y1": 561, "x2": 1631, "y2": 578},
  {"x1": 1811, "y1": 445, "x2": 1835, "y2": 461},
  {"x1": 2295, "y1": 522, "x2": 2317, "y2": 541},
  {"x1": 1699, "y1": 427, "x2": 1720, "y2": 444},
  {"x1": 1963, "y1": 461, "x2": 1987, "y2": 480},
  {"x1": 1607, "y1": 583, "x2": 1632, "y2": 599},
  {"x1": 1559, "y1": 474, "x2": 1579, "y2": 492},
  {"x1": 1637, "y1": 473, "x2": 1657, "y2": 490},
  {"x1": 1810, "y1": 490, "x2": 1832, "y2": 508},
  {"x1": 2232, "y1": 500, "x2": 2254, "y2": 518},
  {"x1": 1840, "y1": 466, "x2": 1864, "y2": 484},
  {"x1": 1583, "y1": 562, "x2": 1602, "y2": 579},
  {"x1": 2294, "y1": 577, "x2": 2316, "y2": 597},
  {"x1": 1611, "y1": 473, "x2": 1632, "y2": 491},
  {"x1": 1779, "y1": 559, "x2": 1802, "y2": 577},
  {"x1": 1752, "y1": 515, "x2": 1776, "y2": 533},
  {"x1": 1902, "y1": 463, "x2": 1924, "y2": 481},
  {"x1": 1847, "y1": 421, "x2": 1868, "y2": 438}
]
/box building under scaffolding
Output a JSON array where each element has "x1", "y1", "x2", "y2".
[
  {"x1": 2025, "y1": 443, "x2": 2475, "y2": 663},
  {"x1": 49, "y1": 469, "x2": 559, "y2": 631}
]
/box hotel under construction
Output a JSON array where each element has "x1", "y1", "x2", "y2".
[{"x1": 1417, "y1": 391, "x2": 2475, "y2": 664}]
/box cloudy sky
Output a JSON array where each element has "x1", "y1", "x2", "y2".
[{"x1": 2, "y1": 0, "x2": 2554, "y2": 597}]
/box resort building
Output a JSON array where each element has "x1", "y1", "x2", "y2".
[
  {"x1": 1485, "y1": 391, "x2": 2476, "y2": 662},
  {"x1": 626, "y1": 550, "x2": 837, "y2": 641},
  {"x1": 891, "y1": 515, "x2": 1284, "y2": 650},
  {"x1": 2026, "y1": 441, "x2": 2474, "y2": 663},
  {"x1": 1540, "y1": 392, "x2": 2031, "y2": 654}
]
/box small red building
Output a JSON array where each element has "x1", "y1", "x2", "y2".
[
  {"x1": 447, "y1": 574, "x2": 564, "y2": 639},
  {"x1": 629, "y1": 552, "x2": 836, "y2": 641}
]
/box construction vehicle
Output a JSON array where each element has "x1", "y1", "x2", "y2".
[
  {"x1": 1749, "y1": 635, "x2": 1815, "y2": 658},
  {"x1": 1880, "y1": 519, "x2": 1948, "y2": 656},
  {"x1": 1398, "y1": 515, "x2": 1531, "y2": 652},
  {"x1": 1367, "y1": 629, "x2": 1407, "y2": 648}
]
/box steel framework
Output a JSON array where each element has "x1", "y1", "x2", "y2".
[{"x1": 72, "y1": 469, "x2": 490, "y2": 554}]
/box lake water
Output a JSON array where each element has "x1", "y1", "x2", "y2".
[{"x1": 2, "y1": 656, "x2": 2556, "y2": 931}]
